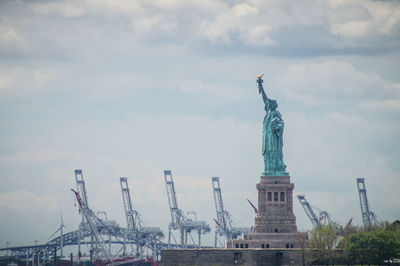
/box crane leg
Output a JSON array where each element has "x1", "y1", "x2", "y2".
[
  {"x1": 186, "y1": 231, "x2": 188, "y2": 248},
  {"x1": 198, "y1": 230, "x2": 201, "y2": 248},
  {"x1": 168, "y1": 229, "x2": 171, "y2": 248},
  {"x1": 180, "y1": 229, "x2": 185, "y2": 248}
]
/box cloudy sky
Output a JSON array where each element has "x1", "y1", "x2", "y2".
[{"x1": 1, "y1": 0, "x2": 400, "y2": 249}]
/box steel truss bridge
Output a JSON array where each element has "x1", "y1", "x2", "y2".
[{"x1": 0, "y1": 227, "x2": 185, "y2": 261}]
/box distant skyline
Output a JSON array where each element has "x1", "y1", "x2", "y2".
[{"x1": 0, "y1": 0, "x2": 399, "y2": 248}]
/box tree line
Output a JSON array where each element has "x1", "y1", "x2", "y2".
[{"x1": 306, "y1": 220, "x2": 400, "y2": 265}]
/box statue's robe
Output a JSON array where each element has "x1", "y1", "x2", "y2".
[{"x1": 262, "y1": 105, "x2": 286, "y2": 174}]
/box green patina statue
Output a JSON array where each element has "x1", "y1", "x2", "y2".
[{"x1": 257, "y1": 74, "x2": 288, "y2": 176}]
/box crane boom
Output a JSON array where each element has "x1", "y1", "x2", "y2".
[
  {"x1": 297, "y1": 195, "x2": 319, "y2": 227},
  {"x1": 75, "y1": 169, "x2": 89, "y2": 208},
  {"x1": 75, "y1": 169, "x2": 89, "y2": 227},
  {"x1": 357, "y1": 178, "x2": 377, "y2": 227},
  {"x1": 247, "y1": 199, "x2": 258, "y2": 214}
]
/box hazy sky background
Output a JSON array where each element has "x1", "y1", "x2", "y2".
[{"x1": 1, "y1": 0, "x2": 400, "y2": 249}]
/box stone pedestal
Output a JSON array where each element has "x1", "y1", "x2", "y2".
[
  {"x1": 255, "y1": 175, "x2": 297, "y2": 233},
  {"x1": 227, "y1": 175, "x2": 307, "y2": 249}
]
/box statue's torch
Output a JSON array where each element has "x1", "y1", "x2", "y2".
[{"x1": 257, "y1": 74, "x2": 264, "y2": 94}]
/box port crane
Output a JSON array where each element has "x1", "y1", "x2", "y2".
[
  {"x1": 121, "y1": 177, "x2": 141, "y2": 233},
  {"x1": 71, "y1": 189, "x2": 112, "y2": 261},
  {"x1": 212, "y1": 177, "x2": 250, "y2": 247},
  {"x1": 73, "y1": 170, "x2": 126, "y2": 262},
  {"x1": 297, "y1": 194, "x2": 333, "y2": 227},
  {"x1": 120, "y1": 177, "x2": 163, "y2": 258},
  {"x1": 74, "y1": 169, "x2": 94, "y2": 257},
  {"x1": 357, "y1": 178, "x2": 378, "y2": 227},
  {"x1": 164, "y1": 170, "x2": 210, "y2": 248}
]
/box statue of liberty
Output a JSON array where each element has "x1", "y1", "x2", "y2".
[{"x1": 257, "y1": 74, "x2": 288, "y2": 176}]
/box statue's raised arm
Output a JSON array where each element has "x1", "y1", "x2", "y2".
[{"x1": 257, "y1": 74, "x2": 270, "y2": 108}]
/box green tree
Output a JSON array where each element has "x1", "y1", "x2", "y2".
[
  {"x1": 307, "y1": 224, "x2": 339, "y2": 265},
  {"x1": 345, "y1": 231, "x2": 373, "y2": 265},
  {"x1": 336, "y1": 221, "x2": 359, "y2": 250},
  {"x1": 387, "y1": 219, "x2": 400, "y2": 248},
  {"x1": 370, "y1": 230, "x2": 399, "y2": 264},
  {"x1": 345, "y1": 229, "x2": 400, "y2": 265}
]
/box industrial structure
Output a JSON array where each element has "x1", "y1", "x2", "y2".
[
  {"x1": 0, "y1": 172, "x2": 384, "y2": 264},
  {"x1": 297, "y1": 194, "x2": 333, "y2": 227},
  {"x1": 70, "y1": 170, "x2": 165, "y2": 263},
  {"x1": 211, "y1": 177, "x2": 250, "y2": 247},
  {"x1": 357, "y1": 178, "x2": 378, "y2": 227},
  {"x1": 72, "y1": 170, "x2": 136, "y2": 263},
  {"x1": 71, "y1": 188, "x2": 113, "y2": 261},
  {"x1": 0, "y1": 170, "x2": 169, "y2": 265},
  {"x1": 119, "y1": 177, "x2": 163, "y2": 258},
  {"x1": 164, "y1": 170, "x2": 210, "y2": 248},
  {"x1": 297, "y1": 178, "x2": 380, "y2": 232}
]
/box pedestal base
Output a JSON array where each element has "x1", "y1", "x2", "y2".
[{"x1": 227, "y1": 232, "x2": 308, "y2": 249}]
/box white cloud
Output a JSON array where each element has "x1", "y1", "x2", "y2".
[
  {"x1": 0, "y1": 24, "x2": 24, "y2": 43},
  {"x1": 196, "y1": 0, "x2": 400, "y2": 47},
  {"x1": 0, "y1": 71, "x2": 13, "y2": 90},
  {"x1": 177, "y1": 79, "x2": 247, "y2": 100},
  {"x1": 0, "y1": 66, "x2": 59, "y2": 96},
  {"x1": 197, "y1": 2, "x2": 277, "y2": 46},
  {"x1": 359, "y1": 99, "x2": 400, "y2": 112},
  {"x1": 132, "y1": 14, "x2": 178, "y2": 37},
  {"x1": 10, "y1": 0, "x2": 397, "y2": 57},
  {"x1": 244, "y1": 25, "x2": 275, "y2": 46},
  {"x1": 274, "y1": 60, "x2": 397, "y2": 107},
  {"x1": 328, "y1": 0, "x2": 400, "y2": 39},
  {"x1": 32, "y1": 2, "x2": 86, "y2": 18},
  {"x1": 2, "y1": 150, "x2": 71, "y2": 164},
  {"x1": 0, "y1": 190, "x2": 58, "y2": 212}
]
